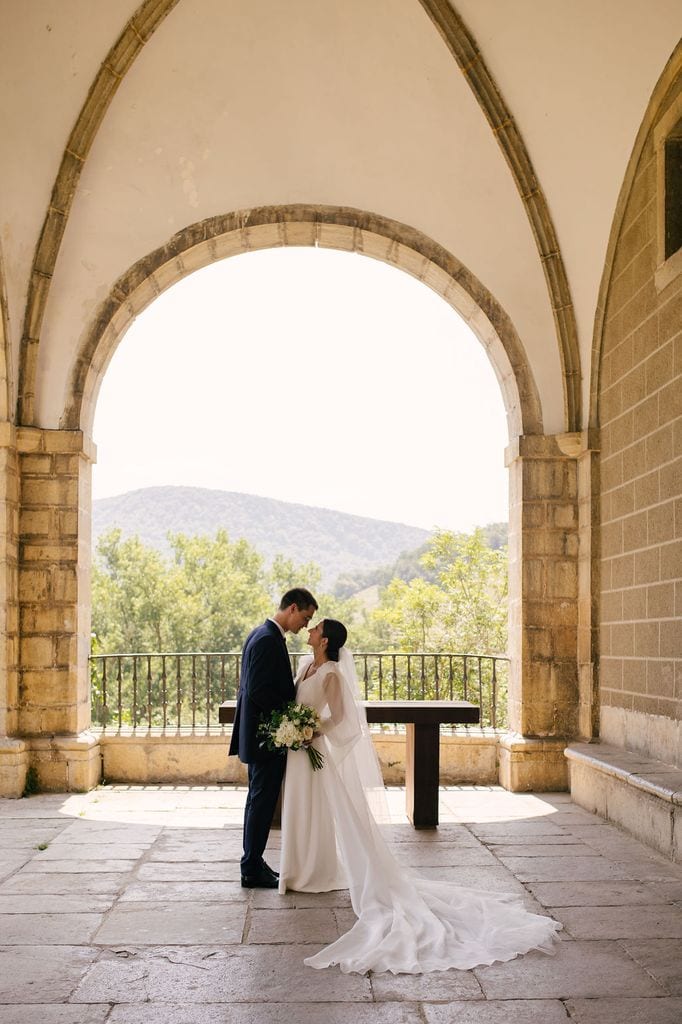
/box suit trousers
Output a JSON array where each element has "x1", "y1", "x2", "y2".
[{"x1": 241, "y1": 755, "x2": 286, "y2": 876}]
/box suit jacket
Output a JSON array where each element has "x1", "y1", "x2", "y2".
[{"x1": 228, "y1": 619, "x2": 296, "y2": 763}]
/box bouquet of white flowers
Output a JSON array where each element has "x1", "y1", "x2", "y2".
[{"x1": 258, "y1": 701, "x2": 324, "y2": 770}]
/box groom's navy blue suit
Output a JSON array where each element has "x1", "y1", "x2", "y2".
[{"x1": 229, "y1": 619, "x2": 295, "y2": 877}]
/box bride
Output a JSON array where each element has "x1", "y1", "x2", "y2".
[{"x1": 278, "y1": 618, "x2": 562, "y2": 975}]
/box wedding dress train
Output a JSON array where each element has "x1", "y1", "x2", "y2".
[{"x1": 278, "y1": 652, "x2": 561, "y2": 974}]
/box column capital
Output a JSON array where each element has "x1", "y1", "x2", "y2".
[
  {"x1": 17, "y1": 427, "x2": 97, "y2": 462},
  {"x1": 505, "y1": 430, "x2": 600, "y2": 465}
]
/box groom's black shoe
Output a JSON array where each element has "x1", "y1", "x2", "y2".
[
  {"x1": 241, "y1": 866, "x2": 279, "y2": 889},
  {"x1": 262, "y1": 861, "x2": 279, "y2": 880}
]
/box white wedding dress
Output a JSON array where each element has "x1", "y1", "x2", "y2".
[{"x1": 278, "y1": 652, "x2": 561, "y2": 975}]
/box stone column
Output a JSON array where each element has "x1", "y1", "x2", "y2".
[
  {"x1": 500, "y1": 434, "x2": 582, "y2": 790},
  {"x1": 0, "y1": 423, "x2": 27, "y2": 797},
  {"x1": 17, "y1": 428, "x2": 99, "y2": 791},
  {"x1": 577, "y1": 432, "x2": 600, "y2": 740}
]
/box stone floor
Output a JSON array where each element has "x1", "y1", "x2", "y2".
[{"x1": 1, "y1": 785, "x2": 681, "y2": 1024}]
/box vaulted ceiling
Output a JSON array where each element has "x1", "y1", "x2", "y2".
[{"x1": 1, "y1": 0, "x2": 680, "y2": 433}]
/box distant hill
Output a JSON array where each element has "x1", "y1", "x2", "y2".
[{"x1": 92, "y1": 486, "x2": 432, "y2": 589}]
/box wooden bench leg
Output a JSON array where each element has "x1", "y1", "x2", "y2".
[{"x1": 405, "y1": 722, "x2": 439, "y2": 828}]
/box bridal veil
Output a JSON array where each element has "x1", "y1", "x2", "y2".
[{"x1": 303, "y1": 648, "x2": 562, "y2": 974}]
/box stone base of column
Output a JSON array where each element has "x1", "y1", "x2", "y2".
[
  {"x1": 498, "y1": 734, "x2": 569, "y2": 791},
  {"x1": 0, "y1": 737, "x2": 29, "y2": 798},
  {"x1": 29, "y1": 732, "x2": 101, "y2": 792}
]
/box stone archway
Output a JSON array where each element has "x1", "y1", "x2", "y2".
[
  {"x1": 5, "y1": 205, "x2": 582, "y2": 795},
  {"x1": 63, "y1": 205, "x2": 542, "y2": 440}
]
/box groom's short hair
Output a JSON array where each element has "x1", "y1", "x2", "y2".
[{"x1": 279, "y1": 587, "x2": 318, "y2": 611}]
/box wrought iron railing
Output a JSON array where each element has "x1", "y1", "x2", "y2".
[{"x1": 90, "y1": 651, "x2": 509, "y2": 733}]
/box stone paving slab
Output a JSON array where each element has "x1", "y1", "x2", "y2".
[
  {"x1": 467, "y1": 821, "x2": 565, "y2": 838},
  {"x1": 0, "y1": 826, "x2": 67, "y2": 847},
  {"x1": 537, "y1": 810, "x2": 603, "y2": 827},
  {"x1": 0, "y1": 945, "x2": 98, "y2": 1003},
  {"x1": 565, "y1": 996, "x2": 682, "y2": 1023},
  {"x1": 648, "y1": 879, "x2": 682, "y2": 901},
  {"x1": 148, "y1": 843, "x2": 243, "y2": 861},
  {"x1": 0, "y1": 856, "x2": 30, "y2": 882},
  {"x1": 474, "y1": 941, "x2": 665, "y2": 999},
  {"x1": 53, "y1": 821, "x2": 161, "y2": 839},
  {"x1": 0, "y1": 1008, "x2": 110, "y2": 1024},
  {"x1": 25, "y1": 858, "x2": 138, "y2": 874},
  {"x1": 71, "y1": 945, "x2": 374, "y2": 1003},
  {"x1": 93, "y1": 902, "x2": 246, "y2": 945},
  {"x1": 620, "y1": 939, "x2": 682, "y2": 994},
  {"x1": 555, "y1": 903, "x2": 682, "y2": 939},
  {"x1": 34, "y1": 843, "x2": 149, "y2": 860},
  {"x1": 527, "y1": 879, "x2": 664, "y2": 907},
  {"x1": 0, "y1": 803, "x2": 70, "y2": 820},
  {"x1": 385, "y1": 824, "x2": 480, "y2": 845},
  {"x1": 481, "y1": 833, "x2": 581, "y2": 846},
  {"x1": 410, "y1": 864, "x2": 529, "y2": 895},
  {"x1": 422, "y1": 1000, "x2": 572, "y2": 1023},
  {"x1": 0, "y1": 871, "x2": 127, "y2": 894},
  {"x1": 251, "y1": 888, "x2": 353, "y2": 909},
  {"x1": 247, "y1": 907, "x2": 340, "y2": 944},
  {"x1": 566, "y1": 825, "x2": 676, "y2": 860},
  {"x1": 135, "y1": 860, "x2": 242, "y2": 882},
  {"x1": 486, "y1": 843, "x2": 598, "y2": 858},
  {"x1": 107, "y1": 1004, "x2": 425, "y2": 1023},
  {"x1": 494, "y1": 855, "x2": 632, "y2": 882},
  {"x1": 0, "y1": 911, "x2": 104, "y2": 944},
  {"x1": 119, "y1": 880, "x2": 246, "y2": 903},
  {"x1": 606, "y1": 856, "x2": 682, "y2": 881},
  {"x1": 0, "y1": 894, "x2": 116, "y2": 913},
  {"x1": 393, "y1": 844, "x2": 499, "y2": 867},
  {"x1": 369, "y1": 966, "x2": 482, "y2": 1001}
]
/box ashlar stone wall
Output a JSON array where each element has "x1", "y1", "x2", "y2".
[
  {"x1": 16, "y1": 429, "x2": 99, "y2": 791},
  {"x1": 599, "y1": 71, "x2": 682, "y2": 766}
]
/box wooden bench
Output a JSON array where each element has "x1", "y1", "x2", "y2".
[{"x1": 219, "y1": 699, "x2": 480, "y2": 829}]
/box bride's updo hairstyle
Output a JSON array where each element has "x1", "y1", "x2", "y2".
[{"x1": 322, "y1": 619, "x2": 348, "y2": 662}]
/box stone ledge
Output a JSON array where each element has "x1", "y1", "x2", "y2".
[
  {"x1": 566, "y1": 741, "x2": 682, "y2": 862},
  {"x1": 566, "y1": 742, "x2": 682, "y2": 803},
  {"x1": 97, "y1": 729, "x2": 500, "y2": 787}
]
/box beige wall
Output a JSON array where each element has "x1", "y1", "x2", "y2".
[
  {"x1": 98, "y1": 730, "x2": 500, "y2": 787},
  {"x1": 599, "y1": 68, "x2": 682, "y2": 766}
]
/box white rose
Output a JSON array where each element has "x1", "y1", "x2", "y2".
[
  {"x1": 302, "y1": 726, "x2": 314, "y2": 741},
  {"x1": 274, "y1": 721, "x2": 299, "y2": 747}
]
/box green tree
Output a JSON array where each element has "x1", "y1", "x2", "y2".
[
  {"x1": 91, "y1": 528, "x2": 272, "y2": 653},
  {"x1": 168, "y1": 530, "x2": 270, "y2": 650},
  {"x1": 353, "y1": 528, "x2": 508, "y2": 655},
  {"x1": 364, "y1": 577, "x2": 445, "y2": 651},
  {"x1": 92, "y1": 529, "x2": 182, "y2": 651},
  {"x1": 421, "y1": 528, "x2": 508, "y2": 654}
]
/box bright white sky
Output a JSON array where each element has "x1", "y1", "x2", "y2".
[{"x1": 92, "y1": 247, "x2": 509, "y2": 533}]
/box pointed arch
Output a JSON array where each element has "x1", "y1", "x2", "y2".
[{"x1": 418, "y1": 0, "x2": 582, "y2": 431}]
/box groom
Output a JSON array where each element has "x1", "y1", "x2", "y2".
[{"x1": 230, "y1": 587, "x2": 318, "y2": 888}]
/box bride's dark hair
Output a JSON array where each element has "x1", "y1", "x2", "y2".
[{"x1": 322, "y1": 619, "x2": 348, "y2": 662}]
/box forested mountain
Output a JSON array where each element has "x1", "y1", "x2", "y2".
[
  {"x1": 332, "y1": 522, "x2": 508, "y2": 597},
  {"x1": 92, "y1": 486, "x2": 432, "y2": 589}
]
